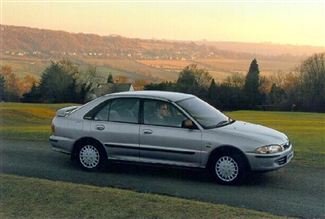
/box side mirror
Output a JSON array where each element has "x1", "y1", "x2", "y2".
[{"x1": 182, "y1": 119, "x2": 195, "y2": 129}]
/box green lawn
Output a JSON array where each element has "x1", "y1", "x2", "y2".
[
  {"x1": 227, "y1": 111, "x2": 325, "y2": 167},
  {"x1": 0, "y1": 102, "x2": 72, "y2": 141},
  {"x1": 0, "y1": 102, "x2": 324, "y2": 167},
  {"x1": 0, "y1": 174, "x2": 283, "y2": 219}
]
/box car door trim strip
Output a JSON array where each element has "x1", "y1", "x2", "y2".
[{"x1": 104, "y1": 144, "x2": 195, "y2": 155}]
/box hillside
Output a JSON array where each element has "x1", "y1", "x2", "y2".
[{"x1": 1, "y1": 25, "x2": 324, "y2": 81}]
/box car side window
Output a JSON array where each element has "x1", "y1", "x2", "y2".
[
  {"x1": 109, "y1": 98, "x2": 139, "y2": 123},
  {"x1": 143, "y1": 100, "x2": 187, "y2": 128},
  {"x1": 93, "y1": 102, "x2": 110, "y2": 121}
]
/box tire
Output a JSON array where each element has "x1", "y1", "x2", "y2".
[
  {"x1": 77, "y1": 142, "x2": 106, "y2": 171},
  {"x1": 209, "y1": 151, "x2": 247, "y2": 185}
]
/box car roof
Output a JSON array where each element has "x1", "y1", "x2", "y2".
[{"x1": 104, "y1": 90, "x2": 194, "y2": 102}]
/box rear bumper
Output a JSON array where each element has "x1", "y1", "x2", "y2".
[
  {"x1": 49, "y1": 135, "x2": 74, "y2": 154},
  {"x1": 246, "y1": 144, "x2": 294, "y2": 171}
]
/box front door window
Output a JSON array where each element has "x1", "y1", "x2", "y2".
[{"x1": 143, "y1": 100, "x2": 186, "y2": 128}]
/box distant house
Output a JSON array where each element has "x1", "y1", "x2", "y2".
[{"x1": 87, "y1": 83, "x2": 134, "y2": 100}]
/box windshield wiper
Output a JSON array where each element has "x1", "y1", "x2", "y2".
[
  {"x1": 216, "y1": 120, "x2": 229, "y2": 126},
  {"x1": 206, "y1": 117, "x2": 235, "y2": 129}
]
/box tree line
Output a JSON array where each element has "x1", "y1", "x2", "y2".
[
  {"x1": 144, "y1": 53, "x2": 325, "y2": 112},
  {"x1": 0, "y1": 60, "x2": 96, "y2": 103},
  {"x1": 0, "y1": 53, "x2": 324, "y2": 112}
]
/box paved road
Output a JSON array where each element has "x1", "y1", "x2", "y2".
[{"x1": 0, "y1": 140, "x2": 324, "y2": 218}]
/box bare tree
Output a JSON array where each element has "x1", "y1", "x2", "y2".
[{"x1": 298, "y1": 53, "x2": 325, "y2": 111}]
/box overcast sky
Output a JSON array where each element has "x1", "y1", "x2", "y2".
[{"x1": 2, "y1": 0, "x2": 325, "y2": 46}]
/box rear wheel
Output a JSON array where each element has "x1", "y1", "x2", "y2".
[
  {"x1": 210, "y1": 152, "x2": 247, "y2": 185},
  {"x1": 77, "y1": 142, "x2": 106, "y2": 171}
]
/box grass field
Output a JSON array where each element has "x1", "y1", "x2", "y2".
[
  {"x1": 136, "y1": 58, "x2": 301, "y2": 82},
  {"x1": 196, "y1": 58, "x2": 299, "y2": 76},
  {"x1": 0, "y1": 174, "x2": 283, "y2": 219},
  {"x1": 2, "y1": 57, "x2": 50, "y2": 78},
  {"x1": 3, "y1": 56, "x2": 301, "y2": 85},
  {"x1": 227, "y1": 111, "x2": 325, "y2": 167},
  {"x1": 0, "y1": 102, "x2": 324, "y2": 167},
  {"x1": 0, "y1": 103, "x2": 70, "y2": 141},
  {"x1": 84, "y1": 57, "x2": 177, "y2": 80}
]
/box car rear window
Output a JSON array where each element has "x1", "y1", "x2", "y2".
[
  {"x1": 84, "y1": 98, "x2": 140, "y2": 124},
  {"x1": 109, "y1": 98, "x2": 139, "y2": 123}
]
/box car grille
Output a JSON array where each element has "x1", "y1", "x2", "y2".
[{"x1": 276, "y1": 156, "x2": 287, "y2": 165}]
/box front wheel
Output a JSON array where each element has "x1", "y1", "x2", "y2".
[{"x1": 210, "y1": 152, "x2": 247, "y2": 185}]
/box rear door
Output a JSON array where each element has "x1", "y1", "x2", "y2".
[
  {"x1": 139, "y1": 99, "x2": 202, "y2": 167},
  {"x1": 89, "y1": 98, "x2": 140, "y2": 161}
]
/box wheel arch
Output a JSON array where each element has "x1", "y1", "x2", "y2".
[
  {"x1": 206, "y1": 145, "x2": 251, "y2": 171},
  {"x1": 71, "y1": 137, "x2": 107, "y2": 160}
]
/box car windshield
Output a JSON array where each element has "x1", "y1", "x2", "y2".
[{"x1": 177, "y1": 97, "x2": 233, "y2": 128}]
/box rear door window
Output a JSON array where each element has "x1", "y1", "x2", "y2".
[
  {"x1": 94, "y1": 103, "x2": 110, "y2": 121},
  {"x1": 109, "y1": 98, "x2": 140, "y2": 123}
]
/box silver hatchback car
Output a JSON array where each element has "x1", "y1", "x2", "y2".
[{"x1": 50, "y1": 91, "x2": 293, "y2": 185}]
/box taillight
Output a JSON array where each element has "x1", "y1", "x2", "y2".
[{"x1": 51, "y1": 123, "x2": 55, "y2": 134}]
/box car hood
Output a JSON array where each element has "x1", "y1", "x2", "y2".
[{"x1": 212, "y1": 120, "x2": 288, "y2": 146}]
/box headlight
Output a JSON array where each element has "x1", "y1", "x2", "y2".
[{"x1": 255, "y1": 145, "x2": 284, "y2": 154}]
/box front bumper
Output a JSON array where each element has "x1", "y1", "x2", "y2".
[
  {"x1": 246, "y1": 144, "x2": 294, "y2": 171},
  {"x1": 49, "y1": 135, "x2": 74, "y2": 154}
]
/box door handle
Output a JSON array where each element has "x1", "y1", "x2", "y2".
[
  {"x1": 96, "y1": 125, "x2": 105, "y2": 131},
  {"x1": 143, "y1": 129, "x2": 153, "y2": 134}
]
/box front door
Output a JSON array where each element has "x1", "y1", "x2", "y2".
[{"x1": 139, "y1": 99, "x2": 202, "y2": 167}]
